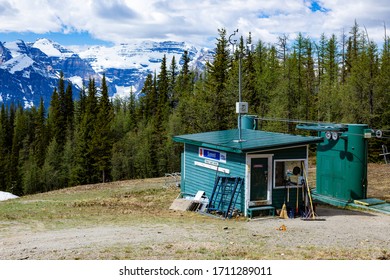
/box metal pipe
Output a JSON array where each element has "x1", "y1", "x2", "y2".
[{"x1": 239, "y1": 52, "x2": 242, "y2": 141}]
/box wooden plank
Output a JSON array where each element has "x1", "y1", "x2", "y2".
[
  {"x1": 353, "y1": 198, "x2": 386, "y2": 206},
  {"x1": 169, "y1": 199, "x2": 194, "y2": 211}
]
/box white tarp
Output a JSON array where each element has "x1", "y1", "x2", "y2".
[{"x1": 0, "y1": 191, "x2": 19, "y2": 201}]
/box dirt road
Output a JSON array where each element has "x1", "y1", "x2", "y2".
[{"x1": 1, "y1": 205, "x2": 390, "y2": 260}]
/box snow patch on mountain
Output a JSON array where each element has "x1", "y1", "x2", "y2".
[
  {"x1": 4, "y1": 40, "x2": 25, "y2": 57},
  {"x1": 33, "y1": 38, "x2": 74, "y2": 59},
  {"x1": 78, "y1": 40, "x2": 210, "y2": 74},
  {"x1": 113, "y1": 85, "x2": 135, "y2": 100},
  {"x1": 23, "y1": 96, "x2": 34, "y2": 109},
  {"x1": 79, "y1": 41, "x2": 179, "y2": 73},
  {"x1": 0, "y1": 54, "x2": 34, "y2": 74},
  {"x1": 0, "y1": 38, "x2": 213, "y2": 109},
  {"x1": 68, "y1": 76, "x2": 84, "y2": 89}
]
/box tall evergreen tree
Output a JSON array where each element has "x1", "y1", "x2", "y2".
[
  {"x1": 317, "y1": 34, "x2": 341, "y2": 121},
  {"x1": 169, "y1": 56, "x2": 179, "y2": 109},
  {"x1": 41, "y1": 139, "x2": 63, "y2": 191},
  {"x1": 0, "y1": 105, "x2": 8, "y2": 191},
  {"x1": 33, "y1": 98, "x2": 47, "y2": 167},
  {"x1": 139, "y1": 73, "x2": 155, "y2": 120},
  {"x1": 9, "y1": 106, "x2": 26, "y2": 195},
  {"x1": 376, "y1": 31, "x2": 390, "y2": 128},
  {"x1": 91, "y1": 75, "x2": 114, "y2": 182},
  {"x1": 205, "y1": 28, "x2": 233, "y2": 130},
  {"x1": 65, "y1": 82, "x2": 74, "y2": 135},
  {"x1": 157, "y1": 55, "x2": 170, "y2": 120},
  {"x1": 74, "y1": 78, "x2": 99, "y2": 184},
  {"x1": 128, "y1": 88, "x2": 137, "y2": 131}
]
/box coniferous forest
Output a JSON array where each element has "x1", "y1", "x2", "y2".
[{"x1": 1, "y1": 22, "x2": 390, "y2": 196}]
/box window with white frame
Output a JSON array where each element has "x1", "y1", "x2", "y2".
[{"x1": 274, "y1": 159, "x2": 305, "y2": 189}]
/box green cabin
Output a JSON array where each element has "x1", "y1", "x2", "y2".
[{"x1": 173, "y1": 128, "x2": 322, "y2": 217}]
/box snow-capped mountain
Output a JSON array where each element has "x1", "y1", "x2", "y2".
[{"x1": 0, "y1": 38, "x2": 213, "y2": 108}]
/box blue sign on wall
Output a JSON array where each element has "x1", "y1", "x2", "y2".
[{"x1": 199, "y1": 148, "x2": 226, "y2": 163}]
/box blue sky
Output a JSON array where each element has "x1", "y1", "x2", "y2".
[
  {"x1": 0, "y1": 0, "x2": 389, "y2": 48},
  {"x1": 0, "y1": 31, "x2": 113, "y2": 47}
]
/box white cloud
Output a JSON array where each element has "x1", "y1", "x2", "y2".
[{"x1": 0, "y1": 0, "x2": 389, "y2": 47}]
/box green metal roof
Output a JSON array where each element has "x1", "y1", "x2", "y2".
[{"x1": 173, "y1": 129, "x2": 323, "y2": 153}]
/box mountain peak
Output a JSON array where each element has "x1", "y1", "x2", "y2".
[
  {"x1": 33, "y1": 38, "x2": 74, "y2": 58},
  {"x1": 0, "y1": 38, "x2": 213, "y2": 108}
]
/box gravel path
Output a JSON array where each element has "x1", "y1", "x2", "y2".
[{"x1": 1, "y1": 205, "x2": 390, "y2": 260}]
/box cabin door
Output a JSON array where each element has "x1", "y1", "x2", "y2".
[{"x1": 247, "y1": 155, "x2": 273, "y2": 207}]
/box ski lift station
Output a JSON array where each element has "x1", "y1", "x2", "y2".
[
  {"x1": 173, "y1": 116, "x2": 322, "y2": 218},
  {"x1": 173, "y1": 116, "x2": 390, "y2": 218}
]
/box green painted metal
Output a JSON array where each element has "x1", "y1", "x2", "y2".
[
  {"x1": 348, "y1": 202, "x2": 390, "y2": 215},
  {"x1": 173, "y1": 129, "x2": 322, "y2": 154},
  {"x1": 353, "y1": 198, "x2": 385, "y2": 206},
  {"x1": 316, "y1": 124, "x2": 369, "y2": 203},
  {"x1": 296, "y1": 123, "x2": 347, "y2": 132},
  {"x1": 369, "y1": 203, "x2": 390, "y2": 214},
  {"x1": 311, "y1": 190, "x2": 349, "y2": 207},
  {"x1": 241, "y1": 115, "x2": 258, "y2": 130}
]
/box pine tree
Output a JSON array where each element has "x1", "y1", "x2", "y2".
[
  {"x1": 139, "y1": 73, "x2": 155, "y2": 120},
  {"x1": 157, "y1": 55, "x2": 170, "y2": 120},
  {"x1": 57, "y1": 72, "x2": 67, "y2": 147},
  {"x1": 33, "y1": 98, "x2": 47, "y2": 167},
  {"x1": 9, "y1": 106, "x2": 26, "y2": 195},
  {"x1": 48, "y1": 88, "x2": 59, "y2": 142},
  {"x1": 317, "y1": 34, "x2": 341, "y2": 122},
  {"x1": 22, "y1": 151, "x2": 41, "y2": 194},
  {"x1": 376, "y1": 31, "x2": 390, "y2": 128},
  {"x1": 205, "y1": 28, "x2": 232, "y2": 130},
  {"x1": 242, "y1": 33, "x2": 257, "y2": 113},
  {"x1": 73, "y1": 78, "x2": 99, "y2": 184},
  {"x1": 181, "y1": 50, "x2": 191, "y2": 77},
  {"x1": 0, "y1": 105, "x2": 7, "y2": 191},
  {"x1": 65, "y1": 82, "x2": 74, "y2": 135},
  {"x1": 341, "y1": 22, "x2": 380, "y2": 124},
  {"x1": 169, "y1": 56, "x2": 179, "y2": 108},
  {"x1": 128, "y1": 88, "x2": 137, "y2": 131},
  {"x1": 42, "y1": 139, "x2": 62, "y2": 191},
  {"x1": 253, "y1": 40, "x2": 270, "y2": 116},
  {"x1": 91, "y1": 75, "x2": 114, "y2": 182}
]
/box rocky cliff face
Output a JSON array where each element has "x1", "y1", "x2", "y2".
[{"x1": 0, "y1": 38, "x2": 213, "y2": 108}]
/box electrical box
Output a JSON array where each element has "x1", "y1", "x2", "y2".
[{"x1": 236, "y1": 102, "x2": 248, "y2": 114}]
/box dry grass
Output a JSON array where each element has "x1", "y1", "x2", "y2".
[
  {"x1": 367, "y1": 163, "x2": 390, "y2": 201},
  {"x1": 0, "y1": 164, "x2": 389, "y2": 260}
]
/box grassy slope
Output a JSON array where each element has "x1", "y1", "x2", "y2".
[{"x1": 0, "y1": 164, "x2": 389, "y2": 260}]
